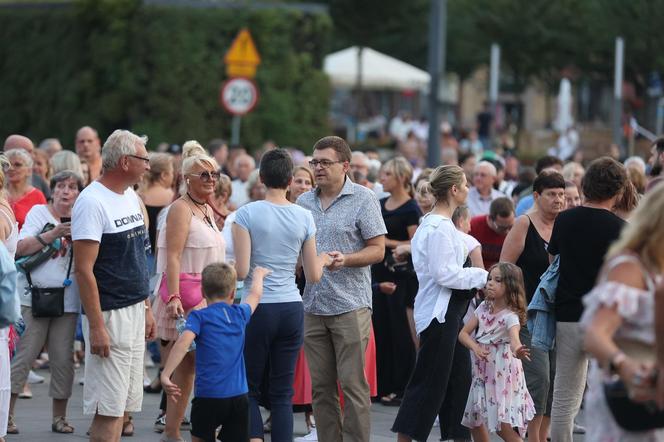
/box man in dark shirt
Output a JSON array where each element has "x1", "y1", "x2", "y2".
[{"x1": 470, "y1": 197, "x2": 515, "y2": 269}]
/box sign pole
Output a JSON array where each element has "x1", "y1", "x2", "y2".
[
  {"x1": 426, "y1": 0, "x2": 447, "y2": 168},
  {"x1": 613, "y1": 37, "x2": 624, "y2": 153},
  {"x1": 231, "y1": 115, "x2": 241, "y2": 146}
]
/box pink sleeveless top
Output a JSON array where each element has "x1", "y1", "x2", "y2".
[{"x1": 156, "y1": 213, "x2": 225, "y2": 274}]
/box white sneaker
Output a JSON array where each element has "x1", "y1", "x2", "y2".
[
  {"x1": 573, "y1": 422, "x2": 586, "y2": 434},
  {"x1": 294, "y1": 428, "x2": 318, "y2": 441},
  {"x1": 27, "y1": 370, "x2": 44, "y2": 384}
]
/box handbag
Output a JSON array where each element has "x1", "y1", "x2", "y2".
[
  {"x1": 15, "y1": 223, "x2": 61, "y2": 274},
  {"x1": 604, "y1": 375, "x2": 664, "y2": 432},
  {"x1": 27, "y1": 249, "x2": 72, "y2": 318},
  {"x1": 158, "y1": 273, "x2": 203, "y2": 310},
  {"x1": 599, "y1": 254, "x2": 664, "y2": 432}
]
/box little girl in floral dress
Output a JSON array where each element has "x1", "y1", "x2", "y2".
[{"x1": 458, "y1": 262, "x2": 535, "y2": 441}]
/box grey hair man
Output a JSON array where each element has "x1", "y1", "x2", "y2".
[
  {"x1": 229, "y1": 154, "x2": 256, "y2": 208},
  {"x1": 38, "y1": 138, "x2": 63, "y2": 158},
  {"x1": 72, "y1": 130, "x2": 155, "y2": 442},
  {"x1": 466, "y1": 160, "x2": 505, "y2": 217}
]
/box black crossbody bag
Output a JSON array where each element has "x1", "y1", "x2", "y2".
[{"x1": 27, "y1": 249, "x2": 73, "y2": 318}]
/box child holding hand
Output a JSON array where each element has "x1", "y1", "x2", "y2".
[
  {"x1": 161, "y1": 263, "x2": 270, "y2": 442},
  {"x1": 459, "y1": 262, "x2": 535, "y2": 442}
]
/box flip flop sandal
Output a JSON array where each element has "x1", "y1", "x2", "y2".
[
  {"x1": 122, "y1": 416, "x2": 135, "y2": 437},
  {"x1": 52, "y1": 416, "x2": 74, "y2": 434}
]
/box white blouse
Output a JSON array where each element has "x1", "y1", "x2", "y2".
[{"x1": 412, "y1": 213, "x2": 488, "y2": 334}]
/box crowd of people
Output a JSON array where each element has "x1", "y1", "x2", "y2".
[{"x1": 0, "y1": 124, "x2": 662, "y2": 442}]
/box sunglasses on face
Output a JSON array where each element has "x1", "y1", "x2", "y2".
[{"x1": 189, "y1": 171, "x2": 221, "y2": 182}]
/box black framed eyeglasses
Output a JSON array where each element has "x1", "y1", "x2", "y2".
[
  {"x1": 189, "y1": 171, "x2": 221, "y2": 182},
  {"x1": 127, "y1": 154, "x2": 150, "y2": 164},
  {"x1": 309, "y1": 159, "x2": 344, "y2": 169}
]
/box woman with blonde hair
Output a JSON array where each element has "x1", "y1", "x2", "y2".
[
  {"x1": 152, "y1": 141, "x2": 225, "y2": 441},
  {"x1": 373, "y1": 157, "x2": 421, "y2": 406},
  {"x1": 5, "y1": 149, "x2": 46, "y2": 229},
  {"x1": 393, "y1": 165, "x2": 488, "y2": 442},
  {"x1": 50, "y1": 151, "x2": 83, "y2": 181},
  {"x1": 582, "y1": 184, "x2": 664, "y2": 441},
  {"x1": 32, "y1": 149, "x2": 52, "y2": 184}
]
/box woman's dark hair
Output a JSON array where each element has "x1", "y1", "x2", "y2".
[
  {"x1": 533, "y1": 170, "x2": 565, "y2": 194},
  {"x1": 50, "y1": 170, "x2": 84, "y2": 192},
  {"x1": 259, "y1": 148, "x2": 293, "y2": 189},
  {"x1": 582, "y1": 157, "x2": 627, "y2": 202}
]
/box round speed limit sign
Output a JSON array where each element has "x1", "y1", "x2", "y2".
[{"x1": 220, "y1": 78, "x2": 259, "y2": 115}]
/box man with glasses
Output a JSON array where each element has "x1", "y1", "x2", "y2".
[
  {"x1": 75, "y1": 126, "x2": 103, "y2": 182},
  {"x1": 297, "y1": 136, "x2": 386, "y2": 442},
  {"x1": 469, "y1": 197, "x2": 515, "y2": 269},
  {"x1": 72, "y1": 129, "x2": 155, "y2": 442}
]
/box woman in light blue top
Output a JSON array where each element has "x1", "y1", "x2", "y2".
[{"x1": 233, "y1": 149, "x2": 331, "y2": 442}]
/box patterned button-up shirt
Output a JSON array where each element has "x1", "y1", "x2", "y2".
[{"x1": 297, "y1": 178, "x2": 387, "y2": 315}]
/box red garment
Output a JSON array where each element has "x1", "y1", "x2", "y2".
[
  {"x1": 9, "y1": 188, "x2": 47, "y2": 229},
  {"x1": 292, "y1": 325, "x2": 378, "y2": 406},
  {"x1": 469, "y1": 215, "x2": 507, "y2": 270}
]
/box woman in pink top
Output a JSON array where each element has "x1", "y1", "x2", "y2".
[{"x1": 152, "y1": 141, "x2": 225, "y2": 442}]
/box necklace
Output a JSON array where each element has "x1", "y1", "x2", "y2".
[{"x1": 186, "y1": 193, "x2": 215, "y2": 229}]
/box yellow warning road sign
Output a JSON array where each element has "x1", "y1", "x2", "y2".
[{"x1": 224, "y1": 29, "x2": 261, "y2": 79}]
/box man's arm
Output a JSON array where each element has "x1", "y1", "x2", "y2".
[
  {"x1": 328, "y1": 235, "x2": 385, "y2": 270},
  {"x1": 73, "y1": 239, "x2": 110, "y2": 357}
]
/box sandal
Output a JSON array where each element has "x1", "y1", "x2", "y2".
[
  {"x1": 122, "y1": 416, "x2": 134, "y2": 437},
  {"x1": 52, "y1": 416, "x2": 74, "y2": 434},
  {"x1": 6, "y1": 415, "x2": 18, "y2": 434},
  {"x1": 380, "y1": 392, "x2": 401, "y2": 406}
]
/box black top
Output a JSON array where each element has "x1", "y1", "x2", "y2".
[
  {"x1": 515, "y1": 216, "x2": 549, "y2": 304},
  {"x1": 372, "y1": 197, "x2": 421, "y2": 282},
  {"x1": 145, "y1": 204, "x2": 166, "y2": 253},
  {"x1": 548, "y1": 206, "x2": 625, "y2": 322}
]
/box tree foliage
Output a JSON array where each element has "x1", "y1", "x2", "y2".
[{"x1": 0, "y1": 0, "x2": 332, "y2": 150}]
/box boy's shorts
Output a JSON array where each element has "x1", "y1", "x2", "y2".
[{"x1": 191, "y1": 394, "x2": 249, "y2": 441}]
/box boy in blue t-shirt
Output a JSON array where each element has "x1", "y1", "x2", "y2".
[{"x1": 161, "y1": 262, "x2": 270, "y2": 442}]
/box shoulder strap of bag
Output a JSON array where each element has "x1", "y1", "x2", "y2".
[{"x1": 25, "y1": 247, "x2": 73, "y2": 288}]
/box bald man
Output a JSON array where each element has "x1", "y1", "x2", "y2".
[
  {"x1": 3, "y1": 134, "x2": 51, "y2": 198},
  {"x1": 75, "y1": 126, "x2": 103, "y2": 181},
  {"x1": 466, "y1": 160, "x2": 505, "y2": 216}
]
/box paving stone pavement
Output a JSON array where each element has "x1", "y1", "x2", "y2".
[{"x1": 9, "y1": 367, "x2": 584, "y2": 441}]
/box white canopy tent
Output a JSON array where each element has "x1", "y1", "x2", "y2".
[{"x1": 323, "y1": 46, "x2": 430, "y2": 92}]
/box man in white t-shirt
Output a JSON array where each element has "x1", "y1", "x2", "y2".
[{"x1": 72, "y1": 129, "x2": 156, "y2": 442}]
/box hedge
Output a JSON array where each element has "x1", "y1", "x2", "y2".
[{"x1": 0, "y1": 0, "x2": 332, "y2": 151}]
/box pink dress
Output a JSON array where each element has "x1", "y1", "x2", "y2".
[
  {"x1": 462, "y1": 301, "x2": 535, "y2": 435},
  {"x1": 153, "y1": 212, "x2": 225, "y2": 341}
]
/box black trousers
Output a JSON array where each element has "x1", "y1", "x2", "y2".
[
  {"x1": 391, "y1": 294, "x2": 471, "y2": 442},
  {"x1": 372, "y1": 272, "x2": 417, "y2": 398}
]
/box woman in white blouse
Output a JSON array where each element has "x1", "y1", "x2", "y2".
[{"x1": 392, "y1": 165, "x2": 488, "y2": 442}]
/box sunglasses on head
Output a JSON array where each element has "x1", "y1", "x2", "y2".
[{"x1": 189, "y1": 171, "x2": 221, "y2": 182}]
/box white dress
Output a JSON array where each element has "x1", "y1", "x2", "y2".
[
  {"x1": 0, "y1": 207, "x2": 18, "y2": 438},
  {"x1": 580, "y1": 254, "x2": 664, "y2": 442},
  {"x1": 462, "y1": 301, "x2": 535, "y2": 435}
]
